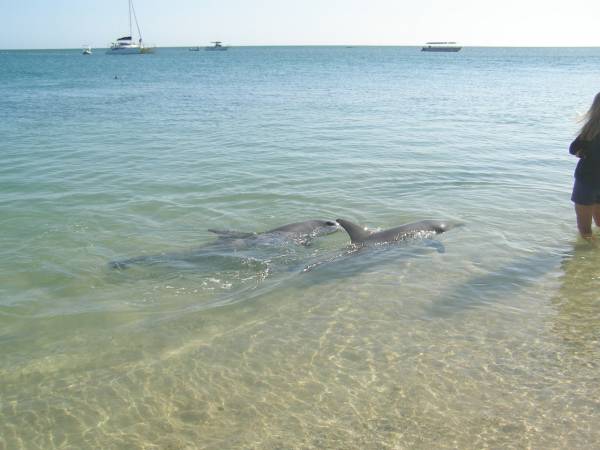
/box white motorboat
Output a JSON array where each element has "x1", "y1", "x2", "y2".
[
  {"x1": 82, "y1": 46, "x2": 92, "y2": 55},
  {"x1": 107, "y1": 0, "x2": 155, "y2": 54},
  {"x1": 421, "y1": 42, "x2": 462, "y2": 52}
]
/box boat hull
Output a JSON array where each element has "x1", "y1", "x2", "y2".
[
  {"x1": 421, "y1": 47, "x2": 461, "y2": 52},
  {"x1": 106, "y1": 46, "x2": 155, "y2": 55}
]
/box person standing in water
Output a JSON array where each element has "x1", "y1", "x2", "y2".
[{"x1": 570, "y1": 93, "x2": 600, "y2": 240}]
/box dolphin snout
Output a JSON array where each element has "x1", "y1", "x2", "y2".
[
  {"x1": 449, "y1": 221, "x2": 466, "y2": 229},
  {"x1": 437, "y1": 221, "x2": 465, "y2": 232}
]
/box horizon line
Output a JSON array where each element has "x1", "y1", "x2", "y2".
[{"x1": 2, "y1": 44, "x2": 600, "y2": 51}]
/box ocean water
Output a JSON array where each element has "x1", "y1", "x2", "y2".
[{"x1": 1, "y1": 46, "x2": 599, "y2": 449}]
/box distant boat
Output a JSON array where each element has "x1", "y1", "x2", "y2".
[
  {"x1": 82, "y1": 46, "x2": 92, "y2": 55},
  {"x1": 205, "y1": 41, "x2": 228, "y2": 51},
  {"x1": 107, "y1": 0, "x2": 155, "y2": 55},
  {"x1": 421, "y1": 42, "x2": 462, "y2": 52},
  {"x1": 189, "y1": 46, "x2": 201, "y2": 51}
]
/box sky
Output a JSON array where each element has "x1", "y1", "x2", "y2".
[{"x1": 2, "y1": 0, "x2": 600, "y2": 49}]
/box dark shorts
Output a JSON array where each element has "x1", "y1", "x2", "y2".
[{"x1": 571, "y1": 179, "x2": 600, "y2": 205}]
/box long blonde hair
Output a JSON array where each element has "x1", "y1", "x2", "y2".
[{"x1": 579, "y1": 92, "x2": 600, "y2": 140}]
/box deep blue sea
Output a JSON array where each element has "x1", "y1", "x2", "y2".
[{"x1": 1, "y1": 46, "x2": 600, "y2": 449}]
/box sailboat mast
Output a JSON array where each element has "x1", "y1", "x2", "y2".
[
  {"x1": 128, "y1": 0, "x2": 132, "y2": 39},
  {"x1": 130, "y1": 0, "x2": 143, "y2": 42}
]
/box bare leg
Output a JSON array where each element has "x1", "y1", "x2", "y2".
[
  {"x1": 593, "y1": 204, "x2": 600, "y2": 228},
  {"x1": 575, "y1": 203, "x2": 594, "y2": 239}
]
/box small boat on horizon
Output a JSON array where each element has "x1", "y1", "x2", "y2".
[
  {"x1": 82, "y1": 46, "x2": 92, "y2": 55},
  {"x1": 189, "y1": 46, "x2": 201, "y2": 51},
  {"x1": 205, "y1": 41, "x2": 228, "y2": 51},
  {"x1": 421, "y1": 42, "x2": 462, "y2": 52},
  {"x1": 107, "y1": 0, "x2": 155, "y2": 55}
]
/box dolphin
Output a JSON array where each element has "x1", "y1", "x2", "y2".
[
  {"x1": 109, "y1": 219, "x2": 339, "y2": 269},
  {"x1": 336, "y1": 218, "x2": 463, "y2": 245}
]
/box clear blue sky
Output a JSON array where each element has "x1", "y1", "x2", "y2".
[{"x1": 2, "y1": 0, "x2": 600, "y2": 49}]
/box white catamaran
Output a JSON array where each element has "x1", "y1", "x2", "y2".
[{"x1": 107, "y1": 0, "x2": 154, "y2": 54}]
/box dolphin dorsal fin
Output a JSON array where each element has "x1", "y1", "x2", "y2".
[{"x1": 336, "y1": 219, "x2": 371, "y2": 244}]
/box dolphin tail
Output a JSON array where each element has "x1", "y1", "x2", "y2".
[
  {"x1": 207, "y1": 229, "x2": 256, "y2": 239},
  {"x1": 108, "y1": 254, "x2": 163, "y2": 269},
  {"x1": 109, "y1": 256, "x2": 143, "y2": 269},
  {"x1": 336, "y1": 219, "x2": 371, "y2": 244}
]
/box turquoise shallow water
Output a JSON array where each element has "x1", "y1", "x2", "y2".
[{"x1": 1, "y1": 46, "x2": 600, "y2": 449}]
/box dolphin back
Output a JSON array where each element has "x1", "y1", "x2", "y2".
[
  {"x1": 338, "y1": 218, "x2": 464, "y2": 245},
  {"x1": 395, "y1": 220, "x2": 463, "y2": 234},
  {"x1": 375, "y1": 220, "x2": 464, "y2": 242},
  {"x1": 419, "y1": 220, "x2": 464, "y2": 233}
]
